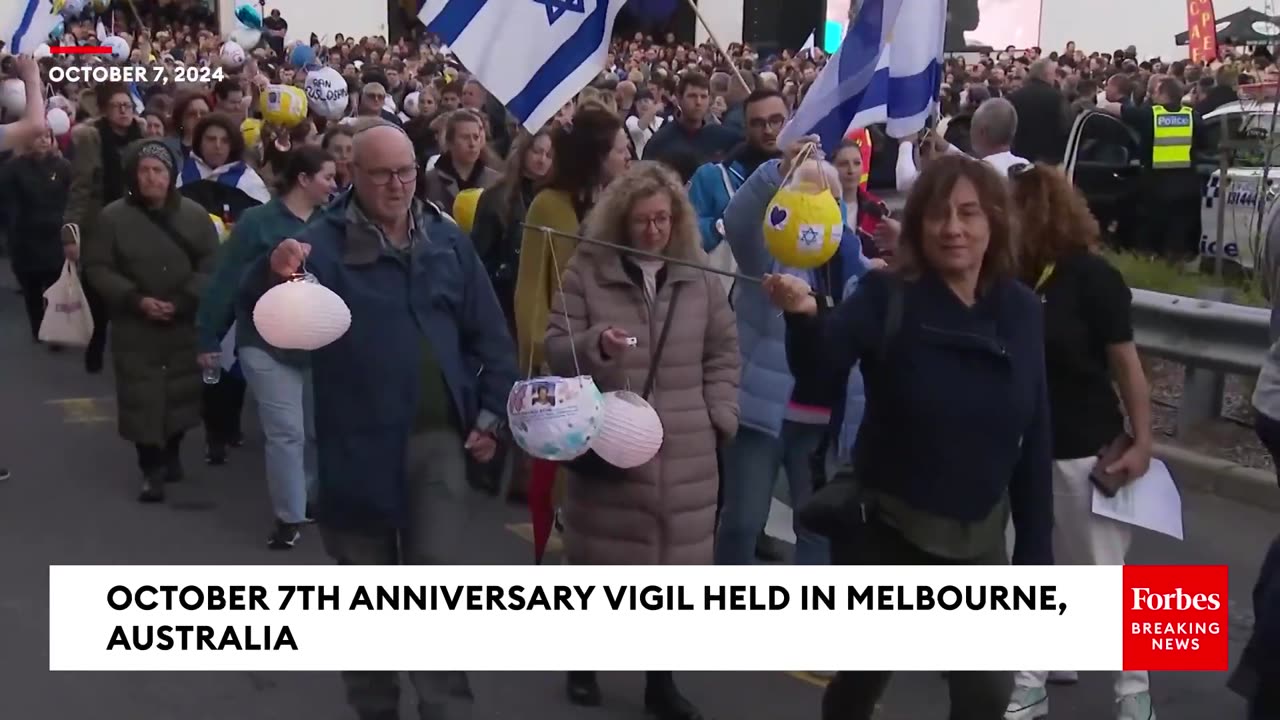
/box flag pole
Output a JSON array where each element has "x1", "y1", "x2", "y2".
[{"x1": 681, "y1": 0, "x2": 750, "y2": 92}]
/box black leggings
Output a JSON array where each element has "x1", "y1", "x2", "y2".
[
  {"x1": 15, "y1": 268, "x2": 62, "y2": 340},
  {"x1": 202, "y1": 373, "x2": 246, "y2": 446},
  {"x1": 135, "y1": 433, "x2": 185, "y2": 475}
]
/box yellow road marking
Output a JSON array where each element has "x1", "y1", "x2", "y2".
[
  {"x1": 45, "y1": 397, "x2": 114, "y2": 424},
  {"x1": 505, "y1": 523, "x2": 563, "y2": 555}
]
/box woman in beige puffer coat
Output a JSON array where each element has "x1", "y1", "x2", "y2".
[{"x1": 543, "y1": 161, "x2": 740, "y2": 720}]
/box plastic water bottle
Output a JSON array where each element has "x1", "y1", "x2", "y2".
[{"x1": 202, "y1": 365, "x2": 222, "y2": 385}]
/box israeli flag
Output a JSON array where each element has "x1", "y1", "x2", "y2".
[
  {"x1": 419, "y1": 0, "x2": 625, "y2": 132},
  {"x1": 779, "y1": 0, "x2": 945, "y2": 148},
  {"x1": 5, "y1": 0, "x2": 61, "y2": 53}
]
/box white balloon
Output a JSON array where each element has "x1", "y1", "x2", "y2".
[
  {"x1": 253, "y1": 275, "x2": 352, "y2": 351},
  {"x1": 403, "y1": 91, "x2": 421, "y2": 118},
  {"x1": 303, "y1": 66, "x2": 349, "y2": 120},
  {"x1": 0, "y1": 79, "x2": 25, "y2": 116},
  {"x1": 589, "y1": 391, "x2": 665, "y2": 469},
  {"x1": 219, "y1": 41, "x2": 246, "y2": 69},
  {"x1": 46, "y1": 108, "x2": 71, "y2": 136},
  {"x1": 229, "y1": 27, "x2": 262, "y2": 49},
  {"x1": 507, "y1": 376, "x2": 606, "y2": 462},
  {"x1": 33, "y1": 43, "x2": 52, "y2": 59},
  {"x1": 105, "y1": 35, "x2": 129, "y2": 61}
]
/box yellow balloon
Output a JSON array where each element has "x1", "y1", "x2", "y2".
[
  {"x1": 241, "y1": 117, "x2": 263, "y2": 148},
  {"x1": 259, "y1": 84, "x2": 307, "y2": 128},
  {"x1": 762, "y1": 184, "x2": 843, "y2": 270},
  {"x1": 452, "y1": 188, "x2": 483, "y2": 233}
]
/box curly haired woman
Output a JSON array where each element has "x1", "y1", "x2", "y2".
[{"x1": 544, "y1": 161, "x2": 740, "y2": 719}]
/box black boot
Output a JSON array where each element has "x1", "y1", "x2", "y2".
[
  {"x1": 166, "y1": 455, "x2": 185, "y2": 483},
  {"x1": 205, "y1": 441, "x2": 227, "y2": 466},
  {"x1": 566, "y1": 670, "x2": 601, "y2": 707},
  {"x1": 644, "y1": 671, "x2": 703, "y2": 720},
  {"x1": 138, "y1": 469, "x2": 166, "y2": 503}
]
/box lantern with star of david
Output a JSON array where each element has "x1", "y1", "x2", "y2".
[{"x1": 762, "y1": 181, "x2": 843, "y2": 270}]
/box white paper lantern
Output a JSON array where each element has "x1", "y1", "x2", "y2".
[
  {"x1": 46, "y1": 108, "x2": 71, "y2": 136},
  {"x1": 33, "y1": 43, "x2": 52, "y2": 59},
  {"x1": 229, "y1": 27, "x2": 262, "y2": 50},
  {"x1": 220, "y1": 41, "x2": 246, "y2": 69},
  {"x1": 507, "y1": 376, "x2": 605, "y2": 461},
  {"x1": 403, "y1": 91, "x2": 422, "y2": 117},
  {"x1": 304, "y1": 66, "x2": 349, "y2": 120},
  {"x1": 105, "y1": 35, "x2": 129, "y2": 61},
  {"x1": 588, "y1": 391, "x2": 664, "y2": 469},
  {"x1": 252, "y1": 274, "x2": 351, "y2": 351},
  {"x1": 0, "y1": 79, "x2": 25, "y2": 116}
]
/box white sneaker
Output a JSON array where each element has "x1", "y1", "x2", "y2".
[
  {"x1": 1116, "y1": 691, "x2": 1155, "y2": 720},
  {"x1": 1048, "y1": 670, "x2": 1079, "y2": 684},
  {"x1": 1005, "y1": 686, "x2": 1049, "y2": 720}
]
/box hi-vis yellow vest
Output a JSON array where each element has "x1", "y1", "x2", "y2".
[{"x1": 1151, "y1": 106, "x2": 1194, "y2": 170}]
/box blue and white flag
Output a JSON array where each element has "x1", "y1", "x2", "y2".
[
  {"x1": 779, "y1": 0, "x2": 945, "y2": 149},
  {"x1": 4, "y1": 0, "x2": 61, "y2": 53},
  {"x1": 178, "y1": 156, "x2": 272, "y2": 205},
  {"x1": 418, "y1": 0, "x2": 625, "y2": 132}
]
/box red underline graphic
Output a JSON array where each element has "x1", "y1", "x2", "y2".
[{"x1": 50, "y1": 46, "x2": 112, "y2": 55}]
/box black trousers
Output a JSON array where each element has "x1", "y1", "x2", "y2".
[
  {"x1": 82, "y1": 274, "x2": 109, "y2": 368},
  {"x1": 15, "y1": 268, "x2": 61, "y2": 340},
  {"x1": 135, "y1": 432, "x2": 185, "y2": 475},
  {"x1": 823, "y1": 519, "x2": 1012, "y2": 720},
  {"x1": 202, "y1": 373, "x2": 246, "y2": 446},
  {"x1": 1136, "y1": 185, "x2": 1201, "y2": 260}
]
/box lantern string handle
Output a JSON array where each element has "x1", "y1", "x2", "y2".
[
  {"x1": 544, "y1": 228, "x2": 584, "y2": 378},
  {"x1": 523, "y1": 224, "x2": 772, "y2": 289},
  {"x1": 523, "y1": 227, "x2": 551, "y2": 380},
  {"x1": 777, "y1": 140, "x2": 820, "y2": 191}
]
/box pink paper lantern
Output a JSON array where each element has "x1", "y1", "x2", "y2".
[
  {"x1": 590, "y1": 391, "x2": 664, "y2": 469},
  {"x1": 252, "y1": 274, "x2": 351, "y2": 351}
]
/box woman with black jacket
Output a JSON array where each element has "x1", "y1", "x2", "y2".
[
  {"x1": 469, "y1": 128, "x2": 553, "y2": 330},
  {"x1": 0, "y1": 130, "x2": 72, "y2": 343},
  {"x1": 764, "y1": 153, "x2": 1054, "y2": 720}
]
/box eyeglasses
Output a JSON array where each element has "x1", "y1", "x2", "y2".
[
  {"x1": 629, "y1": 213, "x2": 671, "y2": 230},
  {"x1": 747, "y1": 114, "x2": 787, "y2": 130},
  {"x1": 359, "y1": 165, "x2": 418, "y2": 186},
  {"x1": 108, "y1": 101, "x2": 134, "y2": 111}
]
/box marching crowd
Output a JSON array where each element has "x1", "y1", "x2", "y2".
[{"x1": 1, "y1": 4, "x2": 1279, "y2": 719}]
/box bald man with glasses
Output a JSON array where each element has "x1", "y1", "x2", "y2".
[{"x1": 243, "y1": 120, "x2": 516, "y2": 720}]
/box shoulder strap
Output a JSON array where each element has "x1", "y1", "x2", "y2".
[
  {"x1": 641, "y1": 283, "x2": 684, "y2": 399},
  {"x1": 877, "y1": 275, "x2": 904, "y2": 365},
  {"x1": 718, "y1": 164, "x2": 737, "y2": 198},
  {"x1": 141, "y1": 209, "x2": 202, "y2": 271}
]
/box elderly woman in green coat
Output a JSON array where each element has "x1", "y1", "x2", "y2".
[{"x1": 82, "y1": 139, "x2": 218, "y2": 503}]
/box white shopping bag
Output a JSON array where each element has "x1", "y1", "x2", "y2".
[{"x1": 38, "y1": 261, "x2": 95, "y2": 348}]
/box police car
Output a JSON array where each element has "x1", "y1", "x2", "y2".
[{"x1": 1063, "y1": 101, "x2": 1277, "y2": 270}]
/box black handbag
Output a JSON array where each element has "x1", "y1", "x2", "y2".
[
  {"x1": 796, "y1": 275, "x2": 904, "y2": 539},
  {"x1": 563, "y1": 284, "x2": 683, "y2": 477}
]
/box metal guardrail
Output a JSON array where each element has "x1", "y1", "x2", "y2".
[
  {"x1": 1131, "y1": 289, "x2": 1271, "y2": 376},
  {"x1": 1130, "y1": 289, "x2": 1272, "y2": 435}
]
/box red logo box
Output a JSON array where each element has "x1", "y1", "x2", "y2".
[{"x1": 1122, "y1": 565, "x2": 1229, "y2": 671}]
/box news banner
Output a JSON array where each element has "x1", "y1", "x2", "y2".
[{"x1": 48, "y1": 564, "x2": 1228, "y2": 672}]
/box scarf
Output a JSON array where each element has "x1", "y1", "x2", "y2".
[
  {"x1": 435, "y1": 153, "x2": 487, "y2": 190},
  {"x1": 97, "y1": 117, "x2": 142, "y2": 205}
]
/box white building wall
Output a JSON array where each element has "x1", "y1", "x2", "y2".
[
  {"x1": 1038, "y1": 0, "x2": 1258, "y2": 61},
  {"x1": 217, "y1": 0, "x2": 389, "y2": 47},
  {"x1": 693, "y1": 0, "x2": 745, "y2": 46}
]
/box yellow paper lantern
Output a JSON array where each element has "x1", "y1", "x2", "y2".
[
  {"x1": 452, "y1": 188, "x2": 483, "y2": 233},
  {"x1": 259, "y1": 84, "x2": 307, "y2": 128},
  {"x1": 241, "y1": 117, "x2": 262, "y2": 148},
  {"x1": 762, "y1": 184, "x2": 843, "y2": 270}
]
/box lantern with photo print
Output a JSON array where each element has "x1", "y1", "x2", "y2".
[
  {"x1": 589, "y1": 391, "x2": 664, "y2": 469},
  {"x1": 762, "y1": 181, "x2": 842, "y2": 270},
  {"x1": 260, "y1": 85, "x2": 307, "y2": 128},
  {"x1": 507, "y1": 376, "x2": 605, "y2": 462},
  {"x1": 219, "y1": 40, "x2": 246, "y2": 68},
  {"x1": 253, "y1": 273, "x2": 351, "y2": 351}
]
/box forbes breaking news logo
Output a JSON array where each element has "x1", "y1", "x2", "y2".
[{"x1": 1122, "y1": 565, "x2": 1229, "y2": 671}]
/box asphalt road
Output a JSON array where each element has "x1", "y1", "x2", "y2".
[{"x1": 0, "y1": 283, "x2": 1272, "y2": 720}]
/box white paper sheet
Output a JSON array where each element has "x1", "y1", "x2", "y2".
[
  {"x1": 1091, "y1": 459, "x2": 1184, "y2": 540},
  {"x1": 219, "y1": 322, "x2": 237, "y2": 371}
]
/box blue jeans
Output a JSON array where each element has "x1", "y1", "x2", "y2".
[
  {"x1": 714, "y1": 422, "x2": 829, "y2": 565},
  {"x1": 240, "y1": 346, "x2": 316, "y2": 525}
]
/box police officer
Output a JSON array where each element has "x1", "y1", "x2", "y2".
[{"x1": 1099, "y1": 76, "x2": 1211, "y2": 259}]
